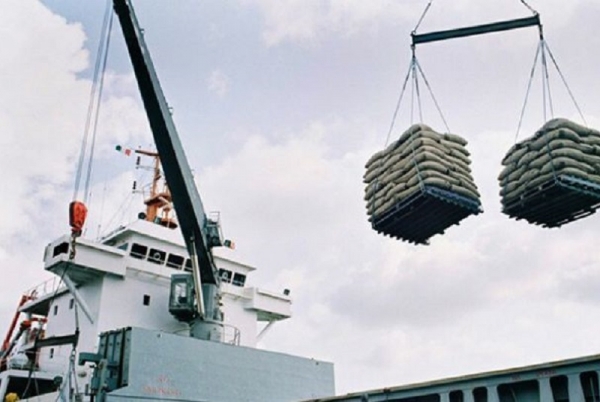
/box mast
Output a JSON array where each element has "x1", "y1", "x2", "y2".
[{"x1": 135, "y1": 149, "x2": 177, "y2": 229}]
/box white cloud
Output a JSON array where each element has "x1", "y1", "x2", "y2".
[
  {"x1": 0, "y1": 0, "x2": 149, "y2": 337},
  {"x1": 246, "y1": 0, "x2": 593, "y2": 47},
  {"x1": 196, "y1": 116, "x2": 600, "y2": 393},
  {"x1": 247, "y1": 0, "x2": 419, "y2": 46},
  {"x1": 207, "y1": 69, "x2": 231, "y2": 98}
]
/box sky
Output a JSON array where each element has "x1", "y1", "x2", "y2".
[{"x1": 2, "y1": 0, "x2": 600, "y2": 397}]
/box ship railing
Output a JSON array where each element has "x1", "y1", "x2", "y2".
[
  {"x1": 24, "y1": 277, "x2": 64, "y2": 300},
  {"x1": 222, "y1": 324, "x2": 241, "y2": 346}
]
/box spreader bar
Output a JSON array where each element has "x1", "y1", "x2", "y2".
[{"x1": 412, "y1": 15, "x2": 541, "y2": 46}]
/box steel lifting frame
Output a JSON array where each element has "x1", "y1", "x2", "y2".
[{"x1": 412, "y1": 15, "x2": 542, "y2": 46}]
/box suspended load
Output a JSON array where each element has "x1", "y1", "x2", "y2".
[
  {"x1": 364, "y1": 124, "x2": 482, "y2": 244},
  {"x1": 500, "y1": 118, "x2": 600, "y2": 227}
]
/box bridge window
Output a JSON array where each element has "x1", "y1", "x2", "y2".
[
  {"x1": 166, "y1": 254, "x2": 185, "y2": 269},
  {"x1": 449, "y1": 390, "x2": 463, "y2": 402},
  {"x1": 580, "y1": 371, "x2": 600, "y2": 402},
  {"x1": 148, "y1": 248, "x2": 166, "y2": 265},
  {"x1": 232, "y1": 273, "x2": 246, "y2": 287},
  {"x1": 184, "y1": 259, "x2": 192, "y2": 272},
  {"x1": 498, "y1": 380, "x2": 539, "y2": 402},
  {"x1": 551, "y1": 375, "x2": 569, "y2": 402},
  {"x1": 117, "y1": 243, "x2": 129, "y2": 251},
  {"x1": 219, "y1": 269, "x2": 232, "y2": 283},
  {"x1": 473, "y1": 387, "x2": 487, "y2": 402},
  {"x1": 52, "y1": 242, "x2": 69, "y2": 257},
  {"x1": 130, "y1": 243, "x2": 148, "y2": 259}
]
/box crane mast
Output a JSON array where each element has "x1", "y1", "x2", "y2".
[{"x1": 113, "y1": 0, "x2": 225, "y2": 341}]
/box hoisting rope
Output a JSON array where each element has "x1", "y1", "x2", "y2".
[
  {"x1": 384, "y1": 58, "x2": 414, "y2": 148},
  {"x1": 514, "y1": 37, "x2": 587, "y2": 143},
  {"x1": 384, "y1": 51, "x2": 449, "y2": 148},
  {"x1": 540, "y1": 39, "x2": 554, "y2": 121},
  {"x1": 543, "y1": 41, "x2": 588, "y2": 126},
  {"x1": 72, "y1": 0, "x2": 114, "y2": 205},
  {"x1": 413, "y1": 56, "x2": 450, "y2": 133},
  {"x1": 520, "y1": 0, "x2": 539, "y2": 15},
  {"x1": 412, "y1": 0, "x2": 433, "y2": 35},
  {"x1": 411, "y1": 52, "x2": 424, "y2": 125},
  {"x1": 69, "y1": 0, "x2": 113, "y2": 260},
  {"x1": 515, "y1": 41, "x2": 542, "y2": 142},
  {"x1": 82, "y1": 7, "x2": 115, "y2": 205}
]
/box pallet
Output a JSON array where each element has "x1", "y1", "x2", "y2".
[
  {"x1": 371, "y1": 185, "x2": 482, "y2": 245},
  {"x1": 502, "y1": 175, "x2": 600, "y2": 227}
]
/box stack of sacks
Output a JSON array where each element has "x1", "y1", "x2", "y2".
[
  {"x1": 364, "y1": 124, "x2": 480, "y2": 222},
  {"x1": 499, "y1": 118, "x2": 600, "y2": 206}
]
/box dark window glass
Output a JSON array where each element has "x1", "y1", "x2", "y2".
[
  {"x1": 130, "y1": 243, "x2": 148, "y2": 259},
  {"x1": 52, "y1": 242, "x2": 69, "y2": 257},
  {"x1": 219, "y1": 269, "x2": 232, "y2": 283},
  {"x1": 166, "y1": 254, "x2": 185, "y2": 269},
  {"x1": 232, "y1": 273, "x2": 246, "y2": 287},
  {"x1": 148, "y1": 249, "x2": 166, "y2": 265}
]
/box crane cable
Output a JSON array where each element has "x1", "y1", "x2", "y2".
[
  {"x1": 514, "y1": 38, "x2": 588, "y2": 143},
  {"x1": 72, "y1": 0, "x2": 113, "y2": 205},
  {"x1": 69, "y1": 0, "x2": 113, "y2": 259},
  {"x1": 412, "y1": 0, "x2": 432, "y2": 35}
]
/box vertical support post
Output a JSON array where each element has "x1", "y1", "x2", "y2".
[
  {"x1": 464, "y1": 389, "x2": 475, "y2": 402},
  {"x1": 487, "y1": 386, "x2": 500, "y2": 402},
  {"x1": 538, "y1": 377, "x2": 553, "y2": 401},
  {"x1": 568, "y1": 373, "x2": 585, "y2": 401}
]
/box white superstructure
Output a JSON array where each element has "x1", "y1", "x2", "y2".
[{"x1": 0, "y1": 218, "x2": 292, "y2": 400}]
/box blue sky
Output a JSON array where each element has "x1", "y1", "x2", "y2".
[{"x1": 2, "y1": 0, "x2": 600, "y2": 396}]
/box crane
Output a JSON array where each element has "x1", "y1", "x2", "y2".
[{"x1": 113, "y1": 0, "x2": 226, "y2": 341}]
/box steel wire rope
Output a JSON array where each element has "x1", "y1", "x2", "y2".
[
  {"x1": 100, "y1": 188, "x2": 142, "y2": 238},
  {"x1": 369, "y1": 56, "x2": 416, "y2": 223},
  {"x1": 410, "y1": 58, "x2": 416, "y2": 125},
  {"x1": 384, "y1": 57, "x2": 416, "y2": 147},
  {"x1": 408, "y1": 53, "x2": 426, "y2": 191},
  {"x1": 520, "y1": 0, "x2": 539, "y2": 15},
  {"x1": 537, "y1": 39, "x2": 562, "y2": 183},
  {"x1": 515, "y1": 40, "x2": 542, "y2": 142},
  {"x1": 413, "y1": 57, "x2": 450, "y2": 133},
  {"x1": 368, "y1": 57, "x2": 414, "y2": 222},
  {"x1": 72, "y1": 0, "x2": 113, "y2": 202},
  {"x1": 412, "y1": 0, "x2": 433, "y2": 34},
  {"x1": 23, "y1": 3, "x2": 113, "y2": 399},
  {"x1": 540, "y1": 39, "x2": 555, "y2": 121},
  {"x1": 410, "y1": 52, "x2": 424, "y2": 125},
  {"x1": 543, "y1": 41, "x2": 588, "y2": 126},
  {"x1": 83, "y1": 7, "x2": 115, "y2": 206},
  {"x1": 99, "y1": 166, "x2": 152, "y2": 239}
]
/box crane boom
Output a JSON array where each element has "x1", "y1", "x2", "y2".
[{"x1": 112, "y1": 0, "x2": 219, "y2": 286}]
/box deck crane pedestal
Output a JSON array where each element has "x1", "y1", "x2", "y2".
[{"x1": 113, "y1": 0, "x2": 226, "y2": 342}]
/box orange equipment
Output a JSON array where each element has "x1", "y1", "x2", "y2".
[{"x1": 69, "y1": 201, "x2": 88, "y2": 237}]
